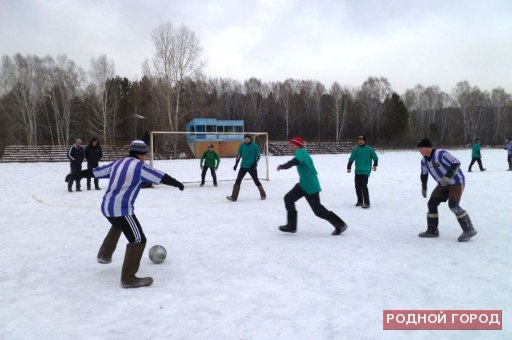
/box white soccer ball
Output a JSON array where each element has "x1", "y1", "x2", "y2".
[{"x1": 149, "y1": 245, "x2": 167, "y2": 264}]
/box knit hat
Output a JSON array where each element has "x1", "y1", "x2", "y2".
[
  {"x1": 474, "y1": 138, "x2": 480, "y2": 143},
  {"x1": 417, "y1": 138, "x2": 433, "y2": 148},
  {"x1": 129, "y1": 140, "x2": 148, "y2": 154},
  {"x1": 356, "y1": 134, "x2": 366, "y2": 141},
  {"x1": 290, "y1": 136, "x2": 306, "y2": 148},
  {"x1": 244, "y1": 134, "x2": 252, "y2": 140}
]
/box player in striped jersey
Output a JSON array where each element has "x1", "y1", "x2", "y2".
[
  {"x1": 417, "y1": 138, "x2": 477, "y2": 242},
  {"x1": 83, "y1": 140, "x2": 184, "y2": 288}
]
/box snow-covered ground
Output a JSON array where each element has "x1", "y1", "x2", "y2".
[{"x1": 1, "y1": 148, "x2": 510, "y2": 340}]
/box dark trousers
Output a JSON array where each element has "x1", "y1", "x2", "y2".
[
  {"x1": 235, "y1": 167, "x2": 261, "y2": 187},
  {"x1": 354, "y1": 174, "x2": 370, "y2": 204},
  {"x1": 428, "y1": 184, "x2": 465, "y2": 215},
  {"x1": 106, "y1": 215, "x2": 146, "y2": 244},
  {"x1": 68, "y1": 163, "x2": 82, "y2": 190},
  {"x1": 468, "y1": 158, "x2": 484, "y2": 171},
  {"x1": 284, "y1": 184, "x2": 331, "y2": 219},
  {"x1": 201, "y1": 166, "x2": 217, "y2": 185},
  {"x1": 87, "y1": 162, "x2": 99, "y2": 188}
]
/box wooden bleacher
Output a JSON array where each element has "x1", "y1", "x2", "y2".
[
  {"x1": 0, "y1": 145, "x2": 131, "y2": 162},
  {"x1": 269, "y1": 141, "x2": 354, "y2": 156}
]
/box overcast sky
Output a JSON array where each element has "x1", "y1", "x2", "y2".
[{"x1": 1, "y1": 0, "x2": 511, "y2": 93}]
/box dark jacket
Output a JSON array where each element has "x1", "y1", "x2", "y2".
[
  {"x1": 68, "y1": 144, "x2": 84, "y2": 164},
  {"x1": 85, "y1": 140, "x2": 103, "y2": 166}
]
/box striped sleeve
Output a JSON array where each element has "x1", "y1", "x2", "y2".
[
  {"x1": 141, "y1": 164, "x2": 165, "y2": 184},
  {"x1": 420, "y1": 159, "x2": 428, "y2": 175},
  {"x1": 93, "y1": 162, "x2": 114, "y2": 179},
  {"x1": 440, "y1": 150, "x2": 460, "y2": 166}
]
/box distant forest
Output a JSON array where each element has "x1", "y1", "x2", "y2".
[{"x1": 1, "y1": 24, "x2": 511, "y2": 148}]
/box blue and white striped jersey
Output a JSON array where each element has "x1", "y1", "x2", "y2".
[
  {"x1": 93, "y1": 157, "x2": 165, "y2": 217},
  {"x1": 421, "y1": 149, "x2": 465, "y2": 185}
]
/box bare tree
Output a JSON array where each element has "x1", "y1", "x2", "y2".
[
  {"x1": 0, "y1": 54, "x2": 44, "y2": 145},
  {"x1": 453, "y1": 81, "x2": 489, "y2": 143},
  {"x1": 272, "y1": 78, "x2": 297, "y2": 139},
  {"x1": 88, "y1": 55, "x2": 118, "y2": 144},
  {"x1": 42, "y1": 55, "x2": 84, "y2": 145},
  {"x1": 490, "y1": 87, "x2": 511, "y2": 144},
  {"x1": 145, "y1": 22, "x2": 205, "y2": 131},
  {"x1": 357, "y1": 77, "x2": 392, "y2": 141},
  {"x1": 328, "y1": 82, "x2": 352, "y2": 142}
]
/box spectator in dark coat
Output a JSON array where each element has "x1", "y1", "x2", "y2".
[
  {"x1": 85, "y1": 137, "x2": 103, "y2": 190},
  {"x1": 67, "y1": 139, "x2": 85, "y2": 192}
]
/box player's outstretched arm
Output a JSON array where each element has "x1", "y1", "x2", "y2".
[
  {"x1": 161, "y1": 174, "x2": 184, "y2": 191},
  {"x1": 277, "y1": 158, "x2": 299, "y2": 171}
]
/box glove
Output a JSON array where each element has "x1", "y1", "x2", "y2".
[
  {"x1": 177, "y1": 182, "x2": 185, "y2": 191},
  {"x1": 347, "y1": 168, "x2": 351, "y2": 173},
  {"x1": 421, "y1": 188, "x2": 427, "y2": 198},
  {"x1": 233, "y1": 165, "x2": 237, "y2": 171},
  {"x1": 441, "y1": 176, "x2": 450, "y2": 186}
]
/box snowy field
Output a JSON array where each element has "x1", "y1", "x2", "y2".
[{"x1": 0, "y1": 148, "x2": 510, "y2": 340}]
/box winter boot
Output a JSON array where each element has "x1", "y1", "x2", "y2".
[
  {"x1": 508, "y1": 160, "x2": 512, "y2": 171},
  {"x1": 327, "y1": 211, "x2": 348, "y2": 235},
  {"x1": 75, "y1": 181, "x2": 82, "y2": 192},
  {"x1": 226, "y1": 185, "x2": 241, "y2": 201},
  {"x1": 362, "y1": 189, "x2": 370, "y2": 209},
  {"x1": 97, "y1": 226, "x2": 122, "y2": 264},
  {"x1": 121, "y1": 243, "x2": 153, "y2": 288},
  {"x1": 419, "y1": 213, "x2": 439, "y2": 237},
  {"x1": 68, "y1": 179, "x2": 73, "y2": 192},
  {"x1": 279, "y1": 210, "x2": 297, "y2": 233},
  {"x1": 457, "y1": 212, "x2": 477, "y2": 242},
  {"x1": 212, "y1": 173, "x2": 217, "y2": 187},
  {"x1": 355, "y1": 189, "x2": 363, "y2": 207},
  {"x1": 94, "y1": 178, "x2": 101, "y2": 190},
  {"x1": 257, "y1": 185, "x2": 266, "y2": 200}
]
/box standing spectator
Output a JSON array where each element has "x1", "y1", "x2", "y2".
[
  {"x1": 82, "y1": 140, "x2": 185, "y2": 288},
  {"x1": 67, "y1": 138, "x2": 84, "y2": 192},
  {"x1": 200, "y1": 144, "x2": 220, "y2": 186},
  {"x1": 85, "y1": 137, "x2": 103, "y2": 190},
  {"x1": 417, "y1": 138, "x2": 477, "y2": 242},
  {"x1": 347, "y1": 134, "x2": 378, "y2": 208},
  {"x1": 227, "y1": 134, "x2": 266, "y2": 201},
  {"x1": 277, "y1": 137, "x2": 347, "y2": 235},
  {"x1": 468, "y1": 138, "x2": 486, "y2": 172},
  {"x1": 506, "y1": 137, "x2": 512, "y2": 171}
]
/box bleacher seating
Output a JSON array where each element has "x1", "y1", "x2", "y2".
[
  {"x1": 0, "y1": 145, "x2": 134, "y2": 162},
  {"x1": 269, "y1": 141, "x2": 354, "y2": 156},
  {"x1": 1, "y1": 141, "x2": 355, "y2": 162}
]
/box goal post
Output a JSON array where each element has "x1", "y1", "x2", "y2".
[{"x1": 148, "y1": 131, "x2": 269, "y2": 183}]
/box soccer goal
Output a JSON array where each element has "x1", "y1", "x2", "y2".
[{"x1": 147, "y1": 131, "x2": 269, "y2": 183}]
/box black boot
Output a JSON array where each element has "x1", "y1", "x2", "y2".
[
  {"x1": 279, "y1": 210, "x2": 297, "y2": 233},
  {"x1": 94, "y1": 178, "x2": 101, "y2": 190},
  {"x1": 327, "y1": 211, "x2": 348, "y2": 235},
  {"x1": 457, "y1": 212, "x2": 477, "y2": 242},
  {"x1": 355, "y1": 189, "x2": 363, "y2": 207},
  {"x1": 362, "y1": 188, "x2": 370, "y2": 209},
  {"x1": 419, "y1": 214, "x2": 439, "y2": 237}
]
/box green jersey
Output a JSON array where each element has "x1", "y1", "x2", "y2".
[
  {"x1": 237, "y1": 142, "x2": 260, "y2": 169},
  {"x1": 294, "y1": 148, "x2": 321, "y2": 194},
  {"x1": 348, "y1": 144, "x2": 379, "y2": 176},
  {"x1": 201, "y1": 150, "x2": 220, "y2": 168},
  {"x1": 471, "y1": 143, "x2": 481, "y2": 158}
]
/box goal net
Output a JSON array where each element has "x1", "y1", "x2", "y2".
[{"x1": 148, "y1": 131, "x2": 269, "y2": 183}]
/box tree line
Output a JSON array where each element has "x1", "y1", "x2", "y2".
[{"x1": 1, "y1": 23, "x2": 511, "y2": 148}]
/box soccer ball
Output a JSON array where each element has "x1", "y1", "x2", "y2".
[{"x1": 149, "y1": 245, "x2": 167, "y2": 264}]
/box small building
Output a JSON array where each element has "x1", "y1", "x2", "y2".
[{"x1": 185, "y1": 118, "x2": 245, "y2": 157}]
